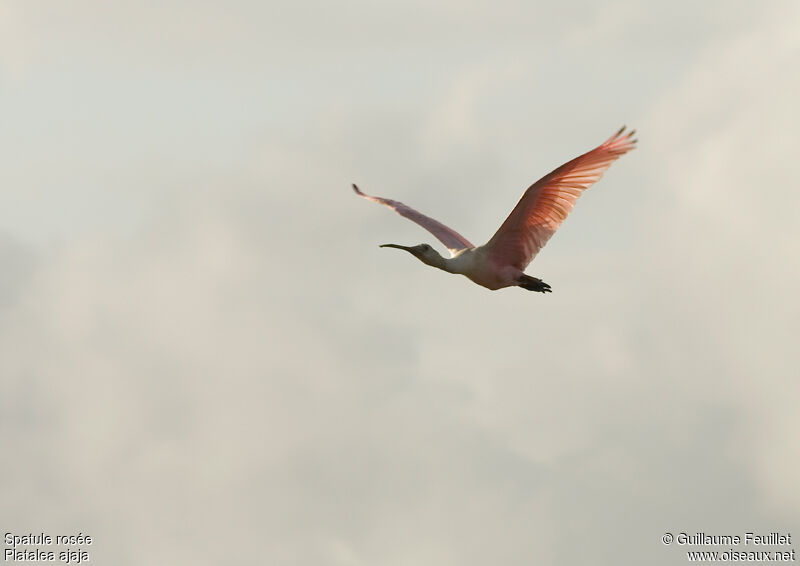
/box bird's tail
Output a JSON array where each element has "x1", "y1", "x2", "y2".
[{"x1": 517, "y1": 274, "x2": 552, "y2": 293}]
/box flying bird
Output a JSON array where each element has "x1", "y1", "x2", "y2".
[{"x1": 353, "y1": 127, "x2": 636, "y2": 293}]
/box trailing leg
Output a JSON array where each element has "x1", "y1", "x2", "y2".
[{"x1": 517, "y1": 274, "x2": 552, "y2": 293}]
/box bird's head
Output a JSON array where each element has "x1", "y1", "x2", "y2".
[{"x1": 379, "y1": 243, "x2": 446, "y2": 268}]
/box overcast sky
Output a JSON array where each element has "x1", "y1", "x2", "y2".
[{"x1": 1, "y1": 1, "x2": 799, "y2": 564}]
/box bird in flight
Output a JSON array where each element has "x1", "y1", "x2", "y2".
[{"x1": 353, "y1": 127, "x2": 636, "y2": 293}]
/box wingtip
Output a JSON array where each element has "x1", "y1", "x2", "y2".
[
  {"x1": 609, "y1": 126, "x2": 638, "y2": 146},
  {"x1": 352, "y1": 183, "x2": 363, "y2": 195}
]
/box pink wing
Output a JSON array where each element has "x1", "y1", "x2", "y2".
[
  {"x1": 483, "y1": 127, "x2": 637, "y2": 270},
  {"x1": 352, "y1": 184, "x2": 474, "y2": 255}
]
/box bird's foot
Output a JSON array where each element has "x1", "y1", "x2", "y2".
[{"x1": 517, "y1": 274, "x2": 552, "y2": 293}]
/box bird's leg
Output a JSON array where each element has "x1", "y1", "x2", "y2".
[{"x1": 517, "y1": 274, "x2": 552, "y2": 293}]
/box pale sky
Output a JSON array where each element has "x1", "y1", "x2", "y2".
[{"x1": 1, "y1": 1, "x2": 799, "y2": 564}]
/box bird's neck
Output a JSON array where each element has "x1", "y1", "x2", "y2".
[
  {"x1": 426, "y1": 252, "x2": 468, "y2": 275},
  {"x1": 423, "y1": 254, "x2": 449, "y2": 272}
]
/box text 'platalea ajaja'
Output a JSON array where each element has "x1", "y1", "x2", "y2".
[{"x1": 354, "y1": 127, "x2": 636, "y2": 293}]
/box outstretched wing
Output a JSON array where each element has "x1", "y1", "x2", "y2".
[
  {"x1": 352, "y1": 184, "x2": 474, "y2": 256},
  {"x1": 483, "y1": 127, "x2": 637, "y2": 270}
]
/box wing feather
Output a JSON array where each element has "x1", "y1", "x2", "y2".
[
  {"x1": 483, "y1": 127, "x2": 637, "y2": 269},
  {"x1": 352, "y1": 184, "x2": 473, "y2": 255}
]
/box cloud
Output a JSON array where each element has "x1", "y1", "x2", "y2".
[{"x1": 1, "y1": 2, "x2": 799, "y2": 565}]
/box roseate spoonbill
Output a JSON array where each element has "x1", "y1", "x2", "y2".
[{"x1": 353, "y1": 127, "x2": 636, "y2": 292}]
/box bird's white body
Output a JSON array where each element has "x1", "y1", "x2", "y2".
[
  {"x1": 355, "y1": 127, "x2": 637, "y2": 293},
  {"x1": 439, "y1": 247, "x2": 522, "y2": 290}
]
